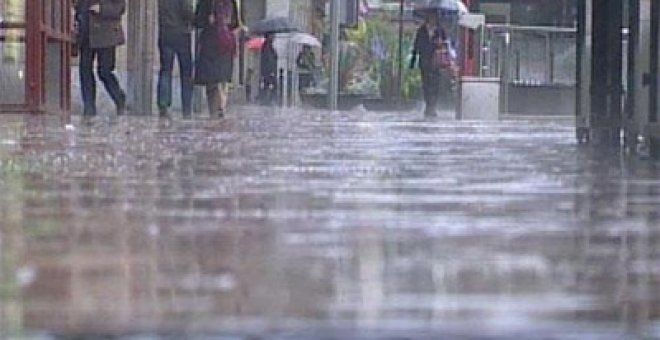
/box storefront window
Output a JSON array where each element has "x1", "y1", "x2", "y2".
[
  {"x1": 1, "y1": 0, "x2": 25, "y2": 22},
  {"x1": 0, "y1": 0, "x2": 27, "y2": 105}
]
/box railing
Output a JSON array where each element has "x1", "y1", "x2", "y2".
[
  {"x1": 479, "y1": 24, "x2": 578, "y2": 115},
  {"x1": 482, "y1": 24, "x2": 577, "y2": 86}
]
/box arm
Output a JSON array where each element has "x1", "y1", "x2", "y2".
[
  {"x1": 410, "y1": 27, "x2": 422, "y2": 69},
  {"x1": 194, "y1": 0, "x2": 211, "y2": 29},
  {"x1": 228, "y1": 0, "x2": 240, "y2": 30},
  {"x1": 99, "y1": 0, "x2": 126, "y2": 20},
  {"x1": 448, "y1": 41, "x2": 457, "y2": 60},
  {"x1": 296, "y1": 53, "x2": 304, "y2": 68},
  {"x1": 74, "y1": 2, "x2": 83, "y2": 22},
  {"x1": 181, "y1": 0, "x2": 195, "y2": 25}
]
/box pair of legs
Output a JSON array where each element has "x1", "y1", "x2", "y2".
[
  {"x1": 298, "y1": 72, "x2": 315, "y2": 90},
  {"x1": 259, "y1": 75, "x2": 278, "y2": 105},
  {"x1": 421, "y1": 69, "x2": 441, "y2": 116},
  {"x1": 79, "y1": 45, "x2": 126, "y2": 116},
  {"x1": 205, "y1": 83, "x2": 230, "y2": 116},
  {"x1": 245, "y1": 84, "x2": 252, "y2": 103},
  {"x1": 157, "y1": 32, "x2": 193, "y2": 117}
]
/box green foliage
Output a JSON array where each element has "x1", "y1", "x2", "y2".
[{"x1": 346, "y1": 14, "x2": 422, "y2": 100}]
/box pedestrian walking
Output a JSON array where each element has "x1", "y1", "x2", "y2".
[
  {"x1": 157, "y1": 0, "x2": 195, "y2": 118},
  {"x1": 194, "y1": 0, "x2": 239, "y2": 117},
  {"x1": 74, "y1": 0, "x2": 127, "y2": 119},
  {"x1": 259, "y1": 33, "x2": 278, "y2": 106},
  {"x1": 410, "y1": 11, "x2": 447, "y2": 117},
  {"x1": 296, "y1": 44, "x2": 316, "y2": 90}
]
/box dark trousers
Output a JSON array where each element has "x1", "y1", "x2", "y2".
[
  {"x1": 157, "y1": 32, "x2": 193, "y2": 115},
  {"x1": 298, "y1": 72, "x2": 314, "y2": 90},
  {"x1": 245, "y1": 84, "x2": 252, "y2": 103},
  {"x1": 205, "y1": 84, "x2": 220, "y2": 115},
  {"x1": 421, "y1": 69, "x2": 441, "y2": 114},
  {"x1": 79, "y1": 45, "x2": 125, "y2": 116}
]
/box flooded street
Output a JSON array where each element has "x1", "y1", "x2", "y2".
[{"x1": 0, "y1": 107, "x2": 659, "y2": 339}]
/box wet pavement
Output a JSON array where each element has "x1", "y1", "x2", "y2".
[{"x1": 0, "y1": 107, "x2": 659, "y2": 339}]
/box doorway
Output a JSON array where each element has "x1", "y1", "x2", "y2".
[{"x1": 0, "y1": 0, "x2": 72, "y2": 114}]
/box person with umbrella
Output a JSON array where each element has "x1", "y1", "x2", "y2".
[
  {"x1": 193, "y1": 0, "x2": 239, "y2": 117},
  {"x1": 248, "y1": 17, "x2": 298, "y2": 106},
  {"x1": 410, "y1": 10, "x2": 448, "y2": 117},
  {"x1": 259, "y1": 33, "x2": 278, "y2": 106},
  {"x1": 296, "y1": 44, "x2": 317, "y2": 90}
]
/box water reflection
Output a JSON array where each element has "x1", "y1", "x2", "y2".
[{"x1": 0, "y1": 111, "x2": 659, "y2": 338}]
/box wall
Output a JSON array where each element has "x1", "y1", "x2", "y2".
[{"x1": 478, "y1": 0, "x2": 576, "y2": 26}]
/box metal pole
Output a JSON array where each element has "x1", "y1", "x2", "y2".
[
  {"x1": 127, "y1": 0, "x2": 156, "y2": 115},
  {"x1": 283, "y1": 38, "x2": 289, "y2": 107},
  {"x1": 142, "y1": 0, "x2": 156, "y2": 114},
  {"x1": 545, "y1": 32, "x2": 552, "y2": 84},
  {"x1": 651, "y1": 0, "x2": 660, "y2": 124},
  {"x1": 398, "y1": 0, "x2": 404, "y2": 104},
  {"x1": 127, "y1": 1, "x2": 138, "y2": 113},
  {"x1": 328, "y1": 0, "x2": 341, "y2": 111}
]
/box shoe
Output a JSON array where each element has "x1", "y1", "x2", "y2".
[
  {"x1": 81, "y1": 115, "x2": 95, "y2": 126},
  {"x1": 159, "y1": 107, "x2": 169, "y2": 118},
  {"x1": 182, "y1": 111, "x2": 192, "y2": 119},
  {"x1": 83, "y1": 107, "x2": 97, "y2": 117}
]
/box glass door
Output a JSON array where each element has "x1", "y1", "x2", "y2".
[
  {"x1": 40, "y1": 0, "x2": 72, "y2": 112},
  {"x1": 0, "y1": 0, "x2": 71, "y2": 114}
]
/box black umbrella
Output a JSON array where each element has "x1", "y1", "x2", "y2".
[{"x1": 250, "y1": 17, "x2": 299, "y2": 35}]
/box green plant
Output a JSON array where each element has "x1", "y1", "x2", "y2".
[{"x1": 346, "y1": 14, "x2": 422, "y2": 100}]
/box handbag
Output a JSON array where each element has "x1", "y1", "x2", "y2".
[
  {"x1": 432, "y1": 47, "x2": 452, "y2": 71},
  {"x1": 215, "y1": 1, "x2": 237, "y2": 56}
]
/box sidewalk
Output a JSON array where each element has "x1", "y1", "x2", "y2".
[{"x1": 0, "y1": 106, "x2": 658, "y2": 338}]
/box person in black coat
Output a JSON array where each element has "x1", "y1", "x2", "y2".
[
  {"x1": 259, "y1": 33, "x2": 278, "y2": 105},
  {"x1": 157, "y1": 0, "x2": 194, "y2": 118},
  {"x1": 410, "y1": 11, "x2": 446, "y2": 117},
  {"x1": 75, "y1": 0, "x2": 127, "y2": 119},
  {"x1": 194, "y1": 0, "x2": 239, "y2": 116}
]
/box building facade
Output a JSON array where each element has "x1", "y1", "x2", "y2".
[{"x1": 474, "y1": 0, "x2": 576, "y2": 26}]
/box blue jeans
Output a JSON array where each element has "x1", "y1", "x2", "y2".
[{"x1": 157, "y1": 32, "x2": 193, "y2": 115}]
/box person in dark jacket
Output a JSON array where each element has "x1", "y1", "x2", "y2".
[
  {"x1": 157, "y1": 0, "x2": 194, "y2": 118},
  {"x1": 410, "y1": 11, "x2": 446, "y2": 117},
  {"x1": 296, "y1": 45, "x2": 316, "y2": 90},
  {"x1": 259, "y1": 33, "x2": 278, "y2": 105},
  {"x1": 194, "y1": 0, "x2": 239, "y2": 116},
  {"x1": 75, "y1": 0, "x2": 127, "y2": 119}
]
